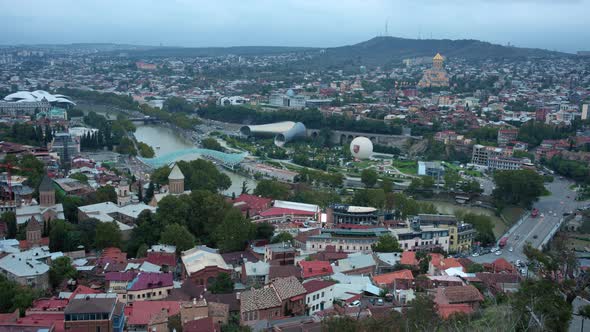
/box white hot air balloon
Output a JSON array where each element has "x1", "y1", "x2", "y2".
[{"x1": 350, "y1": 137, "x2": 373, "y2": 160}]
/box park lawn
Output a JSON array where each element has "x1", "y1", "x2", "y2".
[{"x1": 392, "y1": 160, "x2": 417, "y2": 175}]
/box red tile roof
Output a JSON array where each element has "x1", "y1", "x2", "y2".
[
  {"x1": 372, "y1": 269, "x2": 414, "y2": 286},
  {"x1": 125, "y1": 300, "x2": 181, "y2": 326},
  {"x1": 146, "y1": 252, "x2": 176, "y2": 267},
  {"x1": 183, "y1": 317, "x2": 216, "y2": 332},
  {"x1": 105, "y1": 271, "x2": 137, "y2": 282},
  {"x1": 299, "y1": 261, "x2": 333, "y2": 279},
  {"x1": 437, "y1": 304, "x2": 474, "y2": 319},
  {"x1": 440, "y1": 257, "x2": 464, "y2": 271},
  {"x1": 259, "y1": 207, "x2": 316, "y2": 217},
  {"x1": 435, "y1": 285, "x2": 484, "y2": 304},
  {"x1": 128, "y1": 273, "x2": 173, "y2": 291},
  {"x1": 485, "y1": 258, "x2": 516, "y2": 273},
  {"x1": 68, "y1": 285, "x2": 99, "y2": 300},
  {"x1": 400, "y1": 251, "x2": 418, "y2": 266},
  {"x1": 232, "y1": 194, "x2": 271, "y2": 212},
  {"x1": 302, "y1": 280, "x2": 336, "y2": 294}
]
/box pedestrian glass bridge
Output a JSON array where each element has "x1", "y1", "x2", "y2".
[{"x1": 139, "y1": 148, "x2": 247, "y2": 168}]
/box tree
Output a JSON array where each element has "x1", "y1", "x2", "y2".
[
  {"x1": 444, "y1": 171, "x2": 461, "y2": 190},
  {"x1": 160, "y1": 223, "x2": 196, "y2": 254},
  {"x1": 240, "y1": 181, "x2": 250, "y2": 195},
  {"x1": 253, "y1": 180, "x2": 290, "y2": 200},
  {"x1": 0, "y1": 275, "x2": 39, "y2": 316},
  {"x1": 49, "y1": 220, "x2": 80, "y2": 252},
  {"x1": 405, "y1": 294, "x2": 440, "y2": 331},
  {"x1": 512, "y1": 279, "x2": 572, "y2": 332},
  {"x1": 127, "y1": 210, "x2": 161, "y2": 257},
  {"x1": 1, "y1": 212, "x2": 16, "y2": 238},
  {"x1": 372, "y1": 234, "x2": 402, "y2": 253},
  {"x1": 214, "y1": 209, "x2": 255, "y2": 252},
  {"x1": 202, "y1": 137, "x2": 223, "y2": 151},
  {"x1": 49, "y1": 256, "x2": 77, "y2": 289},
  {"x1": 177, "y1": 159, "x2": 231, "y2": 192},
  {"x1": 135, "y1": 244, "x2": 148, "y2": 258},
  {"x1": 352, "y1": 189, "x2": 386, "y2": 209},
  {"x1": 91, "y1": 185, "x2": 117, "y2": 204},
  {"x1": 151, "y1": 166, "x2": 171, "y2": 186},
  {"x1": 493, "y1": 169, "x2": 545, "y2": 207},
  {"x1": 466, "y1": 263, "x2": 485, "y2": 273},
  {"x1": 209, "y1": 272, "x2": 234, "y2": 294},
  {"x1": 144, "y1": 181, "x2": 155, "y2": 204},
  {"x1": 69, "y1": 173, "x2": 88, "y2": 184},
  {"x1": 94, "y1": 221, "x2": 122, "y2": 249},
  {"x1": 381, "y1": 178, "x2": 393, "y2": 193},
  {"x1": 271, "y1": 232, "x2": 294, "y2": 244},
  {"x1": 255, "y1": 222, "x2": 275, "y2": 240},
  {"x1": 361, "y1": 169, "x2": 378, "y2": 188}
]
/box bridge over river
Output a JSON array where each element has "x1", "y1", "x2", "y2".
[{"x1": 138, "y1": 148, "x2": 247, "y2": 169}]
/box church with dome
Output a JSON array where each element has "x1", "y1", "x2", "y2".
[{"x1": 418, "y1": 53, "x2": 450, "y2": 88}]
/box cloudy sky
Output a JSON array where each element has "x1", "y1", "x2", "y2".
[{"x1": 1, "y1": 0, "x2": 589, "y2": 52}]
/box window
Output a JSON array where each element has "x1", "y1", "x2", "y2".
[{"x1": 321, "y1": 292, "x2": 324, "y2": 297}]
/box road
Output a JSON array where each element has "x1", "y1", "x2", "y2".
[{"x1": 472, "y1": 177, "x2": 586, "y2": 265}]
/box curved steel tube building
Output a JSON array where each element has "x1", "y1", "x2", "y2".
[{"x1": 240, "y1": 121, "x2": 306, "y2": 147}]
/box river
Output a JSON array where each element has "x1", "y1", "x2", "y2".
[{"x1": 133, "y1": 124, "x2": 256, "y2": 197}]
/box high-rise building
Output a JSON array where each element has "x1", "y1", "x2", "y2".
[
  {"x1": 51, "y1": 133, "x2": 80, "y2": 163},
  {"x1": 582, "y1": 104, "x2": 588, "y2": 121}
]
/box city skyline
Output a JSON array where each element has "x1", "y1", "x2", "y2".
[{"x1": 1, "y1": 0, "x2": 589, "y2": 53}]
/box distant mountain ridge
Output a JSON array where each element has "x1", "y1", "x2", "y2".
[{"x1": 320, "y1": 36, "x2": 567, "y2": 66}]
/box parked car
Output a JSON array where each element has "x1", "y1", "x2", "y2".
[
  {"x1": 349, "y1": 300, "x2": 361, "y2": 307},
  {"x1": 508, "y1": 247, "x2": 513, "y2": 252},
  {"x1": 377, "y1": 299, "x2": 384, "y2": 306},
  {"x1": 495, "y1": 250, "x2": 502, "y2": 256},
  {"x1": 472, "y1": 252, "x2": 480, "y2": 257}
]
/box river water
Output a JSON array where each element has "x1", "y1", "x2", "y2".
[{"x1": 133, "y1": 124, "x2": 255, "y2": 197}]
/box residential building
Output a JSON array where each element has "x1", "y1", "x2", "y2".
[
  {"x1": 0, "y1": 246, "x2": 55, "y2": 290},
  {"x1": 77, "y1": 201, "x2": 156, "y2": 238},
  {"x1": 414, "y1": 214, "x2": 476, "y2": 253},
  {"x1": 181, "y1": 246, "x2": 231, "y2": 286},
  {"x1": 303, "y1": 280, "x2": 335, "y2": 315},
  {"x1": 50, "y1": 133, "x2": 80, "y2": 163},
  {"x1": 372, "y1": 269, "x2": 414, "y2": 290},
  {"x1": 471, "y1": 144, "x2": 522, "y2": 170},
  {"x1": 305, "y1": 228, "x2": 390, "y2": 253},
  {"x1": 391, "y1": 222, "x2": 450, "y2": 252},
  {"x1": 298, "y1": 260, "x2": 333, "y2": 280},
  {"x1": 124, "y1": 272, "x2": 174, "y2": 303},
  {"x1": 497, "y1": 129, "x2": 518, "y2": 146},
  {"x1": 64, "y1": 293, "x2": 125, "y2": 332},
  {"x1": 433, "y1": 285, "x2": 484, "y2": 319},
  {"x1": 240, "y1": 276, "x2": 306, "y2": 324},
  {"x1": 264, "y1": 243, "x2": 296, "y2": 265},
  {"x1": 326, "y1": 204, "x2": 381, "y2": 226}
]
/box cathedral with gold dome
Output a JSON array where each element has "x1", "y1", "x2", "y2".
[{"x1": 418, "y1": 53, "x2": 450, "y2": 88}]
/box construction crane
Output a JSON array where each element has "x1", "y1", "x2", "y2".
[{"x1": 0, "y1": 163, "x2": 35, "y2": 204}]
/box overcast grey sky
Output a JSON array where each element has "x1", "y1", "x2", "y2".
[{"x1": 0, "y1": 0, "x2": 588, "y2": 52}]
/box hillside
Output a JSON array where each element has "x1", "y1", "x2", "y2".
[
  {"x1": 123, "y1": 46, "x2": 316, "y2": 58},
  {"x1": 319, "y1": 36, "x2": 567, "y2": 66}
]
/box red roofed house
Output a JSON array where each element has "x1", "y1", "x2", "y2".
[
  {"x1": 303, "y1": 280, "x2": 336, "y2": 315},
  {"x1": 240, "y1": 276, "x2": 307, "y2": 325},
  {"x1": 231, "y1": 194, "x2": 272, "y2": 217},
  {"x1": 146, "y1": 251, "x2": 177, "y2": 273},
  {"x1": 484, "y1": 258, "x2": 516, "y2": 274},
  {"x1": 298, "y1": 261, "x2": 333, "y2": 280},
  {"x1": 184, "y1": 317, "x2": 217, "y2": 332},
  {"x1": 105, "y1": 271, "x2": 137, "y2": 295},
  {"x1": 372, "y1": 269, "x2": 414, "y2": 290},
  {"x1": 434, "y1": 285, "x2": 484, "y2": 319},
  {"x1": 400, "y1": 251, "x2": 418, "y2": 267},
  {"x1": 124, "y1": 272, "x2": 174, "y2": 303},
  {"x1": 125, "y1": 300, "x2": 181, "y2": 332}
]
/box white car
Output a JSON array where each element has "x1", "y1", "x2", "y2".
[
  {"x1": 491, "y1": 247, "x2": 498, "y2": 253},
  {"x1": 495, "y1": 250, "x2": 502, "y2": 256},
  {"x1": 508, "y1": 247, "x2": 513, "y2": 252},
  {"x1": 472, "y1": 252, "x2": 480, "y2": 257},
  {"x1": 349, "y1": 300, "x2": 361, "y2": 307}
]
